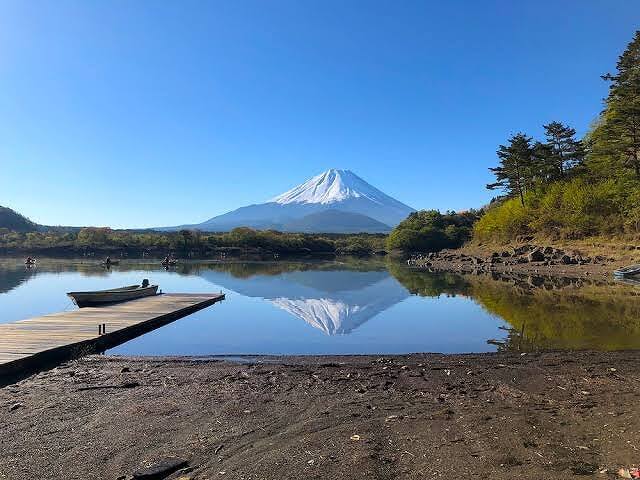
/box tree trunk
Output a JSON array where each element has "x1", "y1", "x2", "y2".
[{"x1": 518, "y1": 184, "x2": 525, "y2": 207}]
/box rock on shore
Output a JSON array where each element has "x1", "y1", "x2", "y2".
[{"x1": 407, "y1": 244, "x2": 620, "y2": 278}]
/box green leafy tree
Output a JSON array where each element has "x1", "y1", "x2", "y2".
[
  {"x1": 179, "y1": 229, "x2": 193, "y2": 251},
  {"x1": 386, "y1": 210, "x2": 478, "y2": 253},
  {"x1": 76, "y1": 227, "x2": 111, "y2": 246}
]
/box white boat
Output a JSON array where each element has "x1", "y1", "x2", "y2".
[
  {"x1": 613, "y1": 264, "x2": 640, "y2": 278},
  {"x1": 67, "y1": 282, "x2": 159, "y2": 307}
]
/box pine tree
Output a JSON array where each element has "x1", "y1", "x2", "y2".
[
  {"x1": 591, "y1": 30, "x2": 640, "y2": 177},
  {"x1": 533, "y1": 141, "x2": 555, "y2": 183},
  {"x1": 487, "y1": 133, "x2": 536, "y2": 206},
  {"x1": 541, "y1": 121, "x2": 585, "y2": 179}
]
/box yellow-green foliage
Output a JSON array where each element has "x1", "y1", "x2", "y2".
[
  {"x1": 473, "y1": 196, "x2": 531, "y2": 242},
  {"x1": 529, "y1": 178, "x2": 623, "y2": 237},
  {"x1": 475, "y1": 177, "x2": 636, "y2": 242}
]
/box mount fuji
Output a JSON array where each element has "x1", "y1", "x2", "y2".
[{"x1": 163, "y1": 169, "x2": 415, "y2": 233}]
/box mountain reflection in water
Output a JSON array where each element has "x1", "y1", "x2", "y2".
[
  {"x1": 1, "y1": 259, "x2": 640, "y2": 353},
  {"x1": 199, "y1": 267, "x2": 409, "y2": 335}
]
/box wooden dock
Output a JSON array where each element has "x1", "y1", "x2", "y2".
[{"x1": 0, "y1": 293, "x2": 225, "y2": 383}]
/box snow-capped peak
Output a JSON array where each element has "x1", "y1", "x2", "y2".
[{"x1": 270, "y1": 168, "x2": 389, "y2": 205}]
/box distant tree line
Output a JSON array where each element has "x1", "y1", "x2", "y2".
[
  {"x1": 0, "y1": 226, "x2": 387, "y2": 257},
  {"x1": 476, "y1": 30, "x2": 640, "y2": 242}
]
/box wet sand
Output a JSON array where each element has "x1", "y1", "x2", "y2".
[{"x1": 1, "y1": 352, "x2": 639, "y2": 479}]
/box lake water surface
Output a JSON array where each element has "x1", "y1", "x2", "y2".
[{"x1": 1, "y1": 258, "x2": 640, "y2": 355}]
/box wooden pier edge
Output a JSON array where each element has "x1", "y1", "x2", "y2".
[{"x1": 0, "y1": 293, "x2": 225, "y2": 386}]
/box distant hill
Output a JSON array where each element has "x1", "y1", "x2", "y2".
[
  {"x1": 282, "y1": 210, "x2": 391, "y2": 234},
  {"x1": 0, "y1": 206, "x2": 41, "y2": 232}
]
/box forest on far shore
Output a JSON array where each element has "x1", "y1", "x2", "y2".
[{"x1": 0, "y1": 224, "x2": 387, "y2": 257}]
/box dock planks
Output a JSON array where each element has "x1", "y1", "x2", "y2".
[{"x1": 0, "y1": 293, "x2": 224, "y2": 383}]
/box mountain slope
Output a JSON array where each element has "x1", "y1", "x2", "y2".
[
  {"x1": 282, "y1": 210, "x2": 391, "y2": 233},
  {"x1": 0, "y1": 206, "x2": 41, "y2": 232},
  {"x1": 162, "y1": 169, "x2": 414, "y2": 233}
]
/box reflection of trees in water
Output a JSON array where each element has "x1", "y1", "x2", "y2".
[
  {"x1": 388, "y1": 265, "x2": 640, "y2": 351},
  {"x1": 0, "y1": 265, "x2": 37, "y2": 294},
  {"x1": 385, "y1": 262, "x2": 473, "y2": 297},
  {"x1": 471, "y1": 276, "x2": 640, "y2": 351},
  {"x1": 487, "y1": 325, "x2": 537, "y2": 353},
  {"x1": 183, "y1": 258, "x2": 387, "y2": 279},
  {"x1": 0, "y1": 260, "x2": 120, "y2": 294},
  {"x1": 51, "y1": 258, "x2": 388, "y2": 279},
  {"x1": 72, "y1": 266, "x2": 112, "y2": 277},
  {"x1": 0, "y1": 258, "x2": 388, "y2": 295}
]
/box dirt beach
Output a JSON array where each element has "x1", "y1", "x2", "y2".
[{"x1": 1, "y1": 352, "x2": 640, "y2": 479}]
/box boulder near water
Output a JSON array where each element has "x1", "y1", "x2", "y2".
[{"x1": 527, "y1": 250, "x2": 546, "y2": 262}]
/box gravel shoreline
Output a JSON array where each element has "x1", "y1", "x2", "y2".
[
  {"x1": 407, "y1": 243, "x2": 635, "y2": 280},
  {"x1": 2, "y1": 352, "x2": 640, "y2": 479}
]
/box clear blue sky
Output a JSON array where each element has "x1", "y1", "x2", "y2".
[{"x1": 0, "y1": 0, "x2": 638, "y2": 228}]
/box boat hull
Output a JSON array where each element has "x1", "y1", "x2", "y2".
[
  {"x1": 614, "y1": 264, "x2": 640, "y2": 277},
  {"x1": 67, "y1": 285, "x2": 159, "y2": 308}
]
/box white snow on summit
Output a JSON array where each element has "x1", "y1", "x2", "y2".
[
  {"x1": 271, "y1": 168, "x2": 391, "y2": 206},
  {"x1": 270, "y1": 297, "x2": 364, "y2": 335}
]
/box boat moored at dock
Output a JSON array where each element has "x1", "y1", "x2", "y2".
[{"x1": 67, "y1": 281, "x2": 159, "y2": 307}]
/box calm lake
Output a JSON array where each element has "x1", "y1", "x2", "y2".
[{"x1": 1, "y1": 258, "x2": 640, "y2": 355}]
